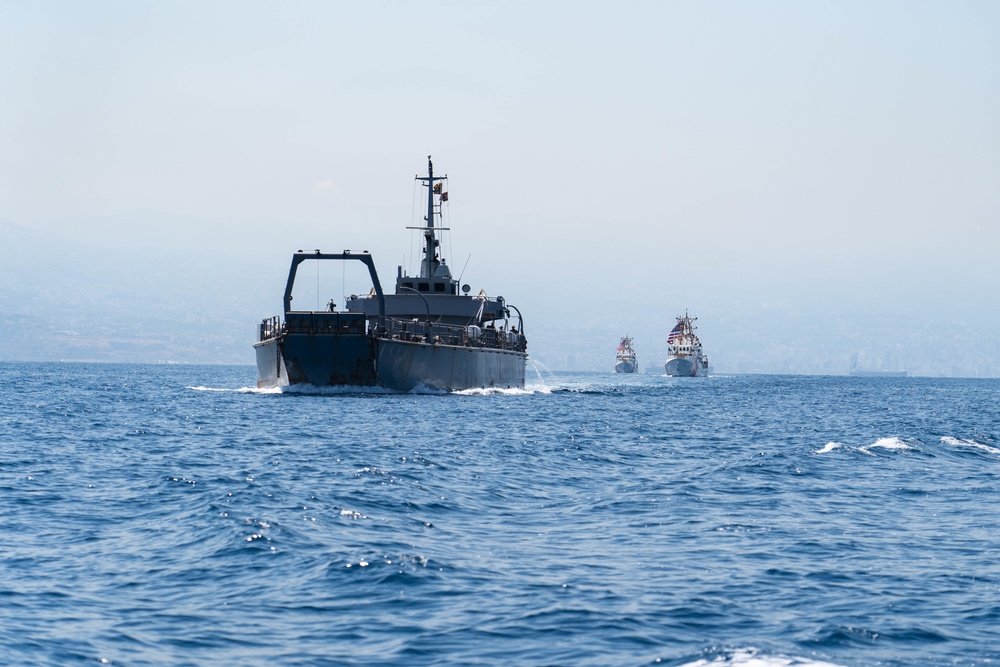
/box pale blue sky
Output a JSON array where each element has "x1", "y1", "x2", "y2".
[{"x1": 2, "y1": 1, "x2": 998, "y2": 371}]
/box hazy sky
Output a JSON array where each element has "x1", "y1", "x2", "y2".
[{"x1": 2, "y1": 1, "x2": 998, "y2": 371}]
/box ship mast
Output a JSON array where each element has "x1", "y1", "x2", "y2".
[{"x1": 415, "y1": 155, "x2": 447, "y2": 279}]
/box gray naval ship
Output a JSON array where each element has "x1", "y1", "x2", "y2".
[
  {"x1": 254, "y1": 157, "x2": 528, "y2": 391},
  {"x1": 664, "y1": 312, "x2": 709, "y2": 377}
]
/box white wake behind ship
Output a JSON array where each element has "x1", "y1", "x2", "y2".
[{"x1": 664, "y1": 312, "x2": 709, "y2": 377}]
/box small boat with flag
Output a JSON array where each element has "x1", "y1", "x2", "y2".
[
  {"x1": 615, "y1": 336, "x2": 638, "y2": 373},
  {"x1": 664, "y1": 312, "x2": 709, "y2": 377}
]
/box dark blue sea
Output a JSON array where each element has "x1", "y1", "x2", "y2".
[{"x1": 2, "y1": 362, "x2": 999, "y2": 667}]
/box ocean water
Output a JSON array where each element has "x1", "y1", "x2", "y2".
[{"x1": 2, "y1": 362, "x2": 999, "y2": 667}]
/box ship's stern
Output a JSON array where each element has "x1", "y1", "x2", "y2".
[{"x1": 254, "y1": 312, "x2": 377, "y2": 388}]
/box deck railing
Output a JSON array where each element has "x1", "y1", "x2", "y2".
[
  {"x1": 259, "y1": 316, "x2": 281, "y2": 342},
  {"x1": 375, "y1": 317, "x2": 526, "y2": 353},
  {"x1": 259, "y1": 313, "x2": 526, "y2": 353}
]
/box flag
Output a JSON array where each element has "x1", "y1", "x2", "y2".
[
  {"x1": 440, "y1": 192, "x2": 448, "y2": 202},
  {"x1": 433, "y1": 183, "x2": 442, "y2": 193},
  {"x1": 667, "y1": 322, "x2": 683, "y2": 344}
]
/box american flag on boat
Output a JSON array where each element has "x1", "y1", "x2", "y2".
[{"x1": 667, "y1": 322, "x2": 684, "y2": 344}]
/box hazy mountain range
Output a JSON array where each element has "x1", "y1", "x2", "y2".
[{"x1": 3, "y1": 220, "x2": 998, "y2": 377}]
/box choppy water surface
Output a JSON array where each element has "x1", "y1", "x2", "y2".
[{"x1": 2, "y1": 362, "x2": 999, "y2": 666}]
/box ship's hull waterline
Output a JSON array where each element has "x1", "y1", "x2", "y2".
[
  {"x1": 665, "y1": 356, "x2": 701, "y2": 377},
  {"x1": 615, "y1": 361, "x2": 638, "y2": 374},
  {"x1": 255, "y1": 335, "x2": 527, "y2": 392}
]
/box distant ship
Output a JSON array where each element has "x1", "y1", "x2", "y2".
[
  {"x1": 664, "y1": 312, "x2": 709, "y2": 377},
  {"x1": 615, "y1": 336, "x2": 638, "y2": 374},
  {"x1": 253, "y1": 157, "x2": 527, "y2": 391}
]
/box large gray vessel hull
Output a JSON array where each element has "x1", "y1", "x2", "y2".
[
  {"x1": 253, "y1": 259, "x2": 528, "y2": 393},
  {"x1": 254, "y1": 335, "x2": 526, "y2": 391},
  {"x1": 665, "y1": 356, "x2": 703, "y2": 377},
  {"x1": 254, "y1": 310, "x2": 526, "y2": 391},
  {"x1": 253, "y1": 159, "x2": 528, "y2": 393},
  {"x1": 377, "y1": 340, "x2": 525, "y2": 391},
  {"x1": 615, "y1": 361, "x2": 637, "y2": 374}
]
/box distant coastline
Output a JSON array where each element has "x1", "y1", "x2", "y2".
[{"x1": 849, "y1": 369, "x2": 909, "y2": 377}]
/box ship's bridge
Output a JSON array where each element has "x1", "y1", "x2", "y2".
[{"x1": 396, "y1": 261, "x2": 458, "y2": 295}]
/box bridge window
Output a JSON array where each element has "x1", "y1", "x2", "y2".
[
  {"x1": 418, "y1": 282, "x2": 429, "y2": 292},
  {"x1": 434, "y1": 283, "x2": 446, "y2": 292}
]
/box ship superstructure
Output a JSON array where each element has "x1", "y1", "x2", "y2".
[
  {"x1": 664, "y1": 312, "x2": 709, "y2": 377},
  {"x1": 615, "y1": 336, "x2": 638, "y2": 373}
]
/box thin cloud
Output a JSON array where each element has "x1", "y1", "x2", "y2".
[{"x1": 313, "y1": 178, "x2": 340, "y2": 195}]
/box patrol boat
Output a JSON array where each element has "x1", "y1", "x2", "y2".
[
  {"x1": 615, "y1": 336, "x2": 638, "y2": 373},
  {"x1": 664, "y1": 312, "x2": 709, "y2": 377},
  {"x1": 254, "y1": 157, "x2": 527, "y2": 391}
]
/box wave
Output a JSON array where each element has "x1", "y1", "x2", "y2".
[
  {"x1": 279, "y1": 382, "x2": 548, "y2": 396},
  {"x1": 190, "y1": 383, "x2": 414, "y2": 396},
  {"x1": 861, "y1": 436, "x2": 913, "y2": 453},
  {"x1": 189, "y1": 383, "x2": 550, "y2": 396},
  {"x1": 680, "y1": 647, "x2": 846, "y2": 667},
  {"x1": 815, "y1": 437, "x2": 914, "y2": 454},
  {"x1": 940, "y1": 436, "x2": 1000, "y2": 456},
  {"x1": 454, "y1": 385, "x2": 549, "y2": 396},
  {"x1": 818, "y1": 436, "x2": 1000, "y2": 457},
  {"x1": 187, "y1": 385, "x2": 280, "y2": 394}
]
